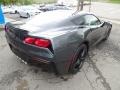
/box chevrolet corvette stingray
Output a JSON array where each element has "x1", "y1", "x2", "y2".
[{"x1": 5, "y1": 10, "x2": 112, "y2": 74}]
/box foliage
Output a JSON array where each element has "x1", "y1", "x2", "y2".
[{"x1": 0, "y1": 0, "x2": 57, "y2": 5}]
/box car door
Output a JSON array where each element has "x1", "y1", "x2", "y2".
[{"x1": 83, "y1": 14, "x2": 103, "y2": 46}]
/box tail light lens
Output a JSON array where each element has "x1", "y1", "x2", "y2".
[
  {"x1": 24, "y1": 37, "x2": 51, "y2": 48},
  {"x1": 24, "y1": 37, "x2": 36, "y2": 44},
  {"x1": 35, "y1": 39, "x2": 50, "y2": 48}
]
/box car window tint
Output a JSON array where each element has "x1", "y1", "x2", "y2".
[
  {"x1": 71, "y1": 16, "x2": 85, "y2": 25},
  {"x1": 84, "y1": 15, "x2": 101, "y2": 26}
]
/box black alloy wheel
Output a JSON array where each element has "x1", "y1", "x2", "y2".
[{"x1": 69, "y1": 44, "x2": 88, "y2": 74}]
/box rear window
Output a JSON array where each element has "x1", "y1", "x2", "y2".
[{"x1": 71, "y1": 15, "x2": 85, "y2": 25}]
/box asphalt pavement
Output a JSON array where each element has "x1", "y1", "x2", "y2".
[{"x1": 0, "y1": 23, "x2": 120, "y2": 90}]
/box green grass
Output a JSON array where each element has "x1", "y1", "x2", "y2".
[
  {"x1": 0, "y1": 28, "x2": 2, "y2": 31},
  {"x1": 93, "y1": 0, "x2": 120, "y2": 3},
  {"x1": 109, "y1": 0, "x2": 120, "y2": 3}
]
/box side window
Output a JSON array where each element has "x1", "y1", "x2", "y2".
[
  {"x1": 71, "y1": 16, "x2": 85, "y2": 25},
  {"x1": 84, "y1": 15, "x2": 101, "y2": 26}
]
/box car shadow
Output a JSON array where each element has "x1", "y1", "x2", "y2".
[{"x1": 17, "y1": 57, "x2": 74, "y2": 82}]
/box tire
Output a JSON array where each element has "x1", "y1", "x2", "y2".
[
  {"x1": 69, "y1": 44, "x2": 88, "y2": 74},
  {"x1": 15, "y1": 10, "x2": 18, "y2": 14},
  {"x1": 103, "y1": 29, "x2": 111, "y2": 40},
  {"x1": 19, "y1": 14, "x2": 22, "y2": 18},
  {"x1": 27, "y1": 13, "x2": 30, "y2": 18}
]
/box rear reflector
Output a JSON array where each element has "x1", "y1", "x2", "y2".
[{"x1": 24, "y1": 37, "x2": 51, "y2": 48}]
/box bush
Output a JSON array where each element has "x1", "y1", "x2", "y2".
[{"x1": 0, "y1": 0, "x2": 57, "y2": 5}]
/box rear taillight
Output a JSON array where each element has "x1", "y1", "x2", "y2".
[
  {"x1": 24, "y1": 37, "x2": 36, "y2": 44},
  {"x1": 24, "y1": 37, "x2": 51, "y2": 48},
  {"x1": 34, "y1": 39, "x2": 50, "y2": 48}
]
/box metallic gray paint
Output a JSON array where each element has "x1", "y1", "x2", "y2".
[{"x1": 5, "y1": 10, "x2": 112, "y2": 74}]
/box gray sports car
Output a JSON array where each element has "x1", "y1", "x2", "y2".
[{"x1": 5, "y1": 10, "x2": 112, "y2": 75}]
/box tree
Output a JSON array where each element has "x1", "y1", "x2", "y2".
[
  {"x1": 0, "y1": 0, "x2": 57, "y2": 5},
  {"x1": 1, "y1": 0, "x2": 7, "y2": 5},
  {"x1": 77, "y1": 0, "x2": 84, "y2": 11},
  {"x1": 77, "y1": 0, "x2": 80, "y2": 11}
]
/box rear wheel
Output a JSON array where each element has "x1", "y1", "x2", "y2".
[
  {"x1": 69, "y1": 44, "x2": 88, "y2": 74},
  {"x1": 15, "y1": 10, "x2": 18, "y2": 14},
  {"x1": 19, "y1": 13, "x2": 22, "y2": 18},
  {"x1": 27, "y1": 13, "x2": 30, "y2": 18}
]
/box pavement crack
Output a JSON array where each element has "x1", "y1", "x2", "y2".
[
  {"x1": 82, "y1": 69, "x2": 95, "y2": 90},
  {"x1": 87, "y1": 53, "x2": 111, "y2": 90}
]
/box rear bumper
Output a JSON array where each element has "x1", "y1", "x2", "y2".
[
  {"x1": 5, "y1": 32, "x2": 54, "y2": 63},
  {"x1": 9, "y1": 44, "x2": 50, "y2": 64},
  {"x1": 5, "y1": 32, "x2": 69, "y2": 74}
]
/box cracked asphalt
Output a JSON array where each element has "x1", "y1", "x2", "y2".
[{"x1": 0, "y1": 18, "x2": 120, "y2": 90}]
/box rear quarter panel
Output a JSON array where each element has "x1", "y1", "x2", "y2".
[{"x1": 51, "y1": 26, "x2": 89, "y2": 63}]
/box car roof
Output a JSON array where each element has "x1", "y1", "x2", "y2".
[
  {"x1": 20, "y1": 10, "x2": 92, "y2": 32},
  {"x1": 25, "y1": 10, "x2": 91, "y2": 27}
]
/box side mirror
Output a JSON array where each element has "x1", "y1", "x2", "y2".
[{"x1": 100, "y1": 21, "x2": 105, "y2": 27}]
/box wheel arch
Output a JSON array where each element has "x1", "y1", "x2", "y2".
[{"x1": 68, "y1": 41, "x2": 89, "y2": 74}]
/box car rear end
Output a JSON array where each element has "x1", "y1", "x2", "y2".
[
  {"x1": 4, "y1": 11, "x2": 76, "y2": 75},
  {"x1": 4, "y1": 23, "x2": 56, "y2": 71}
]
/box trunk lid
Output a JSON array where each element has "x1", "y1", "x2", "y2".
[{"x1": 5, "y1": 23, "x2": 28, "y2": 40}]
